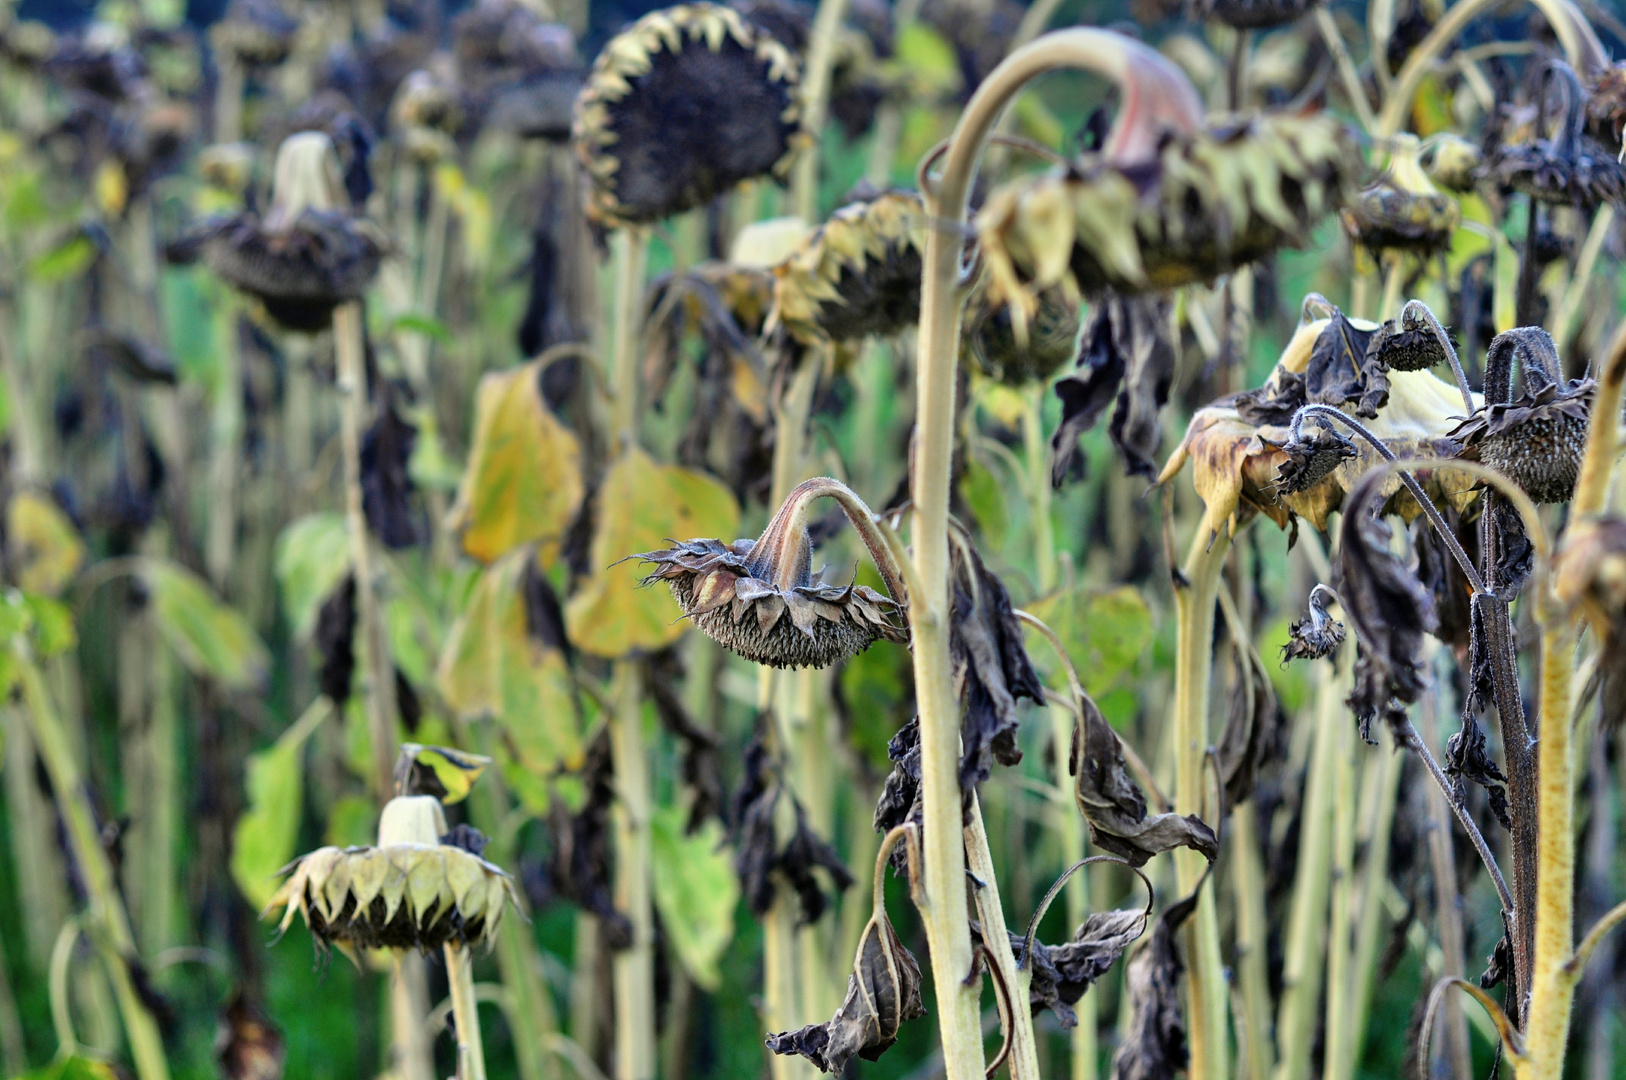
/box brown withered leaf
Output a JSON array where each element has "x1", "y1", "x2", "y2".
[
  {"x1": 216, "y1": 991, "x2": 284, "y2": 1080},
  {"x1": 1216, "y1": 640, "x2": 1281, "y2": 808},
  {"x1": 1337, "y1": 468, "x2": 1438, "y2": 742},
  {"x1": 765, "y1": 883, "x2": 926, "y2": 1071},
  {"x1": 948, "y1": 524, "x2": 1045, "y2": 791},
  {"x1": 1070, "y1": 686, "x2": 1217, "y2": 866},
  {"x1": 1050, "y1": 295, "x2": 1175, "y2": 484},
  {"x1": 1444, "y1": 712, "x2": 1512, "y2": 830},
  {"x1": 548, "y1": 730, "x2": 634, "y2": 949},
  {"x1": 360, "y1": 386, "x2": 419, "y2": 549},
  {"x1": 1015, "y1": 904, "x2": 1149, "y2": 1029},
  {"x1": 1112, "y1": 885, "x2": 1203, "y2": 1080},
  {"x1": 1304, "y1": 306, "x2": 1388, "y2": 419},
  {"x1": 1281, "y1": 584, "x2": 1345, "y2": 663},
  {"x1": 313, "y1": 574, "x2": 357, "y2": 705}
]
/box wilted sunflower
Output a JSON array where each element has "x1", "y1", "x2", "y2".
[
  {"x1": 634, "y1": 477, "x2": 905, "y2": 668},
  {"x1": 965, "y1": 281, "x2": 1082, "y2": 386},
  {"x1": 1491, "y1": 60, "x2": 1626, "y2": 209},
  {"x1": 572, "y1": 3, "x2": 803, "y2": 228},
  {"x1": 978, "y1": 55, "x2": 1357, "y2": 320},
  {"x1": 266, "y1": 794, "x2": 519, "y2": 956},
  {"x1": 1423, "y1": 134, "x2": 1483, "y2": 193},
  {"x1": 208, "y1": 0, "x2": 299, "y2": 69},
  {"x1": 196, "y1": 131, "x2": 386, "y2": 332},
  {"x1": 391, "y1": 70, "x2": 463, "y2": 164},
  {"x1": 1447, "y1": 326, "x2": 1593, "y2": 504},
  {"x1": 1343, "y1": 134, "x2": 1460, "y2": 255},
  {"x1": 770, "y1": 189, "x2": 924, "y2": 344},
  {"x1": 1190, "y1": 0, "x2": 1310, "y2": 30},
  {"x1": 1584, "y1": 62, "x2": 1626, "y2": 152},
  {"x1": 454, "y1": 0, "x2": 582, "y2": 142}
]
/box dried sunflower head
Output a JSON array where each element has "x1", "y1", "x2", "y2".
[
  {"x1": 1342, "y1": 134, "x2": 1460, "y2": 255},
  {"x1": 266, "y1": 795, "x2": 519, "y2": 956},
  {"x1": 979, "y1": 87, "x2": 1357, "y2": 318},
  {"x1": 1491, "y1": 60, "x2": 1626, "y2": 209},
  {"x1": 1448, "y1": 326, "x2": 1593, "y2": 504},
  {"x1": 634, "y1": 477, "x2": 905, "y2": 668},
  {"x1": 1365, "y1": 302, "x2": 1451, "y2": 372},
  {"x1": 965, "y1": 282, "x2": 1081, "y2": 386},
  {"x1": 1263, "y1": 418, "x2": 1357, "y2": 494},
  {"x1": 1423, "y1": 134, "x2": 1483, "y2": 193},
  {"x1": 1585, "y1": 62, "x2": 1626, "y2": 152},
  {"x1": 769, "y1": 188, "x2": 924, "y2": 344},
  {"x1": 198, "y1": 131, "x2": 386, "y2": 332},
  {"x1": 1190, "y1": 0, "x2": 1311, "y2": 31},
  {"x1": 209, "y1": 0, "x2": 299, "y2": 68},
  {"x1": 572, "y1": 3, "x2": 803, "y2": 228}
]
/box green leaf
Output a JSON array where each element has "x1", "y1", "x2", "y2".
[
  {"x1": 142, "y1": 558, "x2": 270, "y2": 688},
  {"x1": 230, "y1": 702, "x2": 329, "y2": 911},
  {"x1": 1022, "y1": 584, "x2": 1154, "y2": 698},
  {"x1": 650, "y1": 805, "x2": 738, "y2": 991},
  {"x1": 447, "y1": 360, "x2": 585, "y2": 564},
  {"x1": 25, "y1": 595, "x2": 76, "y2": 657},
  {"x1": 28, "y1": 233, "x2": 96, "y2": 283},
  {"x1": 438, "y1": 548, "x2": 584, "y2": 776},
  {"x1": 324, "y1": 794, "x2": 377, "y2": 848},
  {"x1": 275, "y1": 513, "x2": 351, "y2": 638},
  {"x1": 958, "y1": 456, "x2": 1009, "y2": 552},
  {"x1": 391, "y1": 312, "x2": 453, "y2": 343},
  {"x1": 564, "y1": 448, "x2": 740, "y2": 658},
  {"x1": 13, "y1": 1055, "x2": 123, "y2": 1080}
]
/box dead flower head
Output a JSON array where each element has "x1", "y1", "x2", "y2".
[
  {"x1": 1447, "y1": 326, "x2": 1593, "y2": 504},
  {"x1": 198, "y1": 131, "x2": 386, "y2": 332},
  {"x1": 572, "y1": 3, "x2": 803, "y2": 228},
  {"x1": 635, "y1": 477, "x2": 905, "y2": 669},
  {"x1": 965, "y1": 282, "x2": 1082, "y2": 386},
  {"x1": 1424, "y1": 134, "x2": 1483, "y2": 193},
  {"x1": 1191, "y1": 0, "x2": 1311, "y2": 31},
  {"x1": 770, "y1": 189, "x2": 925, "y2": 344},
  {"x1": 1342, "y1": 134, "x2": 1460, "y2": 256},
  {"x1": 977, "y1": 40, "x2": 1357, "y2": 322},
  {"x1": 1491, "y1": 60, "x2": 1626, "y2": 210},
  {"x1": 266, "y1": 795, "x2": 519, "y2": 956},
  {"x1": 209, "y1": 0, "x2": 299, "y2": 69},
  {"x1": 1282, "y1": 583, "x2": 1346, "y2": 662}
]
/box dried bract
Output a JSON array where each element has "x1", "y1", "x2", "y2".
[
  {"x1": 1282, "y1": 585, "x2": 1345, "y2": 662},
  {"x1": 770, "y1": 190, "x2": 924, "y2": 344},
  {"x1": 572, "y1": 4, "x2": 803, "y2": 228},
  {"x1": 635, "y1": 479, "x2": 904, "y2": 669}
]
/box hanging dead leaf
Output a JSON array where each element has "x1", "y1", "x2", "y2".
[
  {"x1": 1112, "y1": 884, "x2": 1203, "y2": 1080},
  {"x1": 447, "y1": 359, "x2": 585, "y2": 565},
  {"x1": 565, "y1": 447, "x2": 739, "y2": 658}
]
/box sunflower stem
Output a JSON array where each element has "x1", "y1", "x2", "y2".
[
  {"x1": 791, "y1": 0, "x2": 850, "y2": 222},
  {"x1": 446, "y1": 945, "x2": 489, "y2": 1080},
  {"x1": 914, "y1": 31, "x2": 1202, "y2": 1078},
  {"x1": 964, "y1": 796, "x2": 1042, "y2": 1080}
]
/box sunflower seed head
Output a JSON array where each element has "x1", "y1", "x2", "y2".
[
  {"x1": 1449, "y1": 377, "x2": 1594, "y2": 503},
  {"x1": 978, "y1": 112, "x2": 1358, "y2": 311},
  {"x1": 1281, "y1": 586, "x2": 1345, "y2": 662},
  {"x1": 770, "y1": 190, "x2": 926, "y2": 344},
  {"x1": 1266, "y1": 422, "x2": 1358, "y2": 495},
  {"x1": 1424, "y1": 134, "x2": 1483, "y2": 193},
  {"x1": 572, "y1": 3, "x2": 804, "y2": 228},
  {"x1": 965, "y1": 283, "x2": 1082, "y2": 386},
  {"x1": 1343, "y1": 135, "x2": 1459, "y2": 254}
]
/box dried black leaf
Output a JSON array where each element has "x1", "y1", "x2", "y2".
[
  {"x1": 314, "y1": 575, "x2": 357, "y2": 705},
  {"x1": 1017, "y1": 907, "x2": 1148, "y2": 1029},
  {"x1": 548, "y1": 730, "x2": 634, "y2": 949},
  {"x1": 1304, "y1": 307, "x2": 1388, "y2": 419},
  {"x1": 765, "y1": 891, "x2": 926, "y2": 1072},
  {"x1": 395, "y1": 667, "x2": 422, "y2": 734},
  {"x1": 1282, "y1": 585, "x2": 1346, "y2": 662},
  {"x1": 872, "y1": 717, "x2": 925, "y2": 867},
  {"x1": 517, "y1": 225, "x2": 563, "y2": 358},
  {"x1": 440, "y1": 823, "x2": 491, "y2": 857},
  {"x1": 646, "y1": 649, "x2": 723, "y2": 832},
  {"x1": 948, "y1": 526, "x2": 1043, "y2": 792},
  {"x1": 1112, "y1": 886, "x2": 1203, "y2": 1080},
  {"x1": 1337, "y1": 468, "x2": 1438, "y2": 742},
  {"x1": 521, "y1": 556, "x2": 572, "y2": 659},
  {"x1": 1413, "y1": 510, "x2": 1476, "y2": 651},
  {"x1": 1216, "y1": 644, "x2": 1281, "y2": 808},
  {"x1": 1444, "y1": 713, "x2": 1512, "y2": 830},
  {"x1": 1049, "y1": 308, "x2": 1125, "y2": 485},
  {"x1": 360, "y1": 388, "x2": 419, "y2": 548},
  {"x1": 1480, "y1": 933, "x2": 1512, "y2": 990},
  {"x1": 1050, "y1": 295, "x2": 1175, "y2": 483},
  {"x1": 216, "y1": 991, "x2": 285, "y2": 1080},
  {"x1": 1071, "y1": 688, "x2": 1218, "y2": 866},
  {"x1": 733, "y1": 720, "x2": 853, "y2": 923}
]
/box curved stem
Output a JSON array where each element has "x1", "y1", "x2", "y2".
[
  {"x1": 1565, "y1": 898, "x2": 1626, "y2": 977},
  {"x1": 1400, "y1": 299, "x2": 1476, "y2": 416},
  {"x1": 1377, "y1": 0, "x2": 1604, "y2": 136},
  {"x1": 1420, "y1": 977, "x2": 1525, "y2": 1080},
  {"x1": 964, "y1": 797, "x2": 1040, "y2": 1080},
  {"x1": 771, "y1": 477, "x2": 912, "y2": 608},
  {"x1": 1397, "y1": 719, "x2": 1515, "y2": 914},
  {"x1": 1019, "y1": 856, "x2": 1148, "y2": 967},
  {"x1": 445, "y1": 945, "x2": 489, "y2": 1080}
]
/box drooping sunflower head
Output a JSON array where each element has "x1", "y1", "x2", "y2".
[
  {"x1": 769, "y1": 189, "x2": 924, "y2": 344},
  {"x1": 964, "y1": 282, "x2": 1081, "y2": 386},
  {"x1": 1448, "y1": 326, "x2": 1593, "y2": 504},
  {"x1": 572, "y1": 3, "x2": 803, "y2": 228},
  {"x1": 635, "y1": 478, "x2": 905, "y2": 668},
  {"x1": 977, "y1": 49, "x2": 1357, "y2": 321},
  {"x1": 1491, "y1": 59, "x2": 1626, "y2": 209},
  {"x1": 266, "y1": 795, "x2": 519, "y2": 956},
  {"x1": 209, "y1": 0, "x2": 300, "y2": 68},
  {"x1": 1423, "y1": 134, "x2": 1483, "y2": 193},
  {"x1": 1342, "y1": 134, "x2": 1460, "y2": 256}
]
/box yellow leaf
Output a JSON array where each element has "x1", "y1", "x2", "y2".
[
  {"x1": 448, "y1": 360, "x2": 585, "y2": 565},
  {"x1": 564, "y1": 448, "x2": 739, "y2": 658},
  {"x1": 6, "y1": 491, "x2": 85, "y2": 596},
  {"x1": 438, "y1": 548, "x2": 583, "y2": 775},
  {"x1": 96, "y1": 159, "x2": 128, "y2": 217}
]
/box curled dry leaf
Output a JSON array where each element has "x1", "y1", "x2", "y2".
[
  {"x1": 1071, "y1": 685, "x2": 1217, "y2": 866},
  {"x1": 1216, "y1": 639, "x2": 1281, "y2": 808},
  {"x1": 1050, "y1": 294, "x2": 1176, "y2": 483},
  {"x1": 1553, "y1": 515, "x2": 1626, "y2": 727},
  {"x1": 1444, "y1": 714, "x2": 1512, "y2": 830},
  {"x1": 948, "y1": 524, "x2": 1045, "y2": 789},
  {"x1": 1112, "y1": 884, "x2": 1204, "y2": 1080},
  {"x1": 766, "y1": 842, "x2": 925, "y2": 1071},
  {"x1": 1336, "y1": 468, "x2": 1439, "y2": 742},
  {"x1": 313, "y1": 574, "x2": 357, "y2": 705},
  {"x1": 548, "y1": 730, "x2": 635, "y2": 949},
  {"x1": 359, "y1": 387, "x2": 419, "y2": 549}
]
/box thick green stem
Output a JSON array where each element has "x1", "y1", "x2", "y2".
[
  {"x1": 12, "y1": 648, "x2": 170, "y2": 1080},
  {"x1": 965, "y1": 797, "x2": 1041, "y2": 1080},
  {"x1": 1322, "y1": 709, "x2": 1360, "y2": 1080},
  {"x1": 914, "y1": 32, "x2": 1195, "y2": 1076},
  {"x1": 205, "y1": 296, "x2": 243, "y2": 589},
  {"x1": 609, "y1": 663, "x2": 656, "y2": 1080},
  {"x1": 1173, "y1": 530, "x2": 1231, "y2": 1080},
  {"x1": 445, "y1": 946, "x2": 489, "y2": 1080},
  {"x1": 1231, "y1": 801, "x2": 1273, "y2": 1080},
  {"x1": 790, "y1": 0, "x2": 850, "y2": 222}
]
